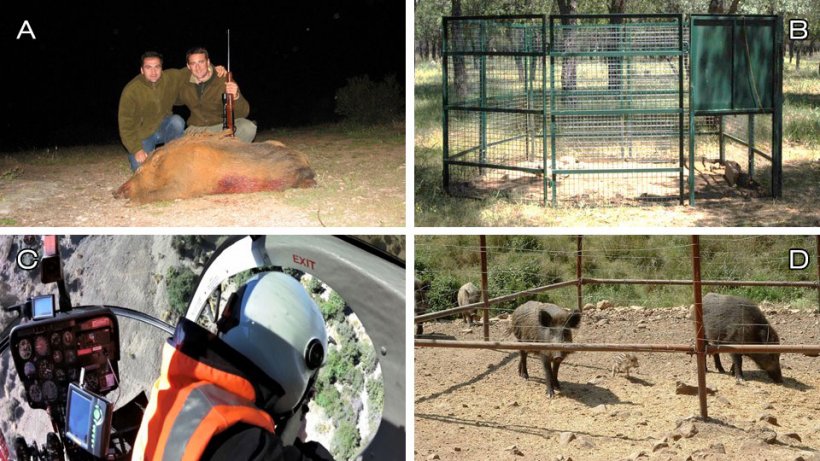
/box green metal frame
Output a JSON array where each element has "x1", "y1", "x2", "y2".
[{"x1": 441, "y1": 14, "x2": 784, "y2": 206}]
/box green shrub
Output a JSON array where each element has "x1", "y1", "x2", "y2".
[
  {"x1": 359, "y1": 343, "x2": 378, "y2": 374},
  {"x1": 366, "y1": 378, "x2": 384, "y2": 414},
  {"x1": 335, "y1": 74, "x2": 404, "y2": 124},
  {"x1": 332, "y1": 420, "x2": 361, "y2": 461},
  {"x1": 166, "y1": 266, "x2": 198, "y2": 317},
  {"x1": 320, "y1": 292, "x2": 346, "y2": 321},
  {"x1": 425, "y1": 274, "x2": 460, "y2": 312}
]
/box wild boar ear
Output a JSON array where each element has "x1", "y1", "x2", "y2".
[
  {"x1": 566, "y1": 310, "x2": 582, "y2": 329},
  {"x1": 538, "y1": 309, "x2": 552, "y2": 327}
]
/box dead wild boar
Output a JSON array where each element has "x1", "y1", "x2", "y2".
[
  {"x1": 457, "y1": 282, "x2": 481, "y2": 326},
  {"x1": 115, "y1": 132, "x2": 316, "y2": 204},
  {"x1": 509, "y1": 301, "x2": 582, "y2": 397},
  {"x1": 699, "y1": 292, "x2": 783, "y2": 383}
]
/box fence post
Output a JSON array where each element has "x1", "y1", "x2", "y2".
[
  {"x1": 480, "y1": 235, "x2": 490, "y2": 341},
  {"x1": 816, "y1": 235, "x2": 819, "y2": 313},
  {"x1": 577, "y1": 235, "x2": 584, "y2": 312},
  {"x1": 691, "y1": 236, "x2": 708, "y2": 419}
]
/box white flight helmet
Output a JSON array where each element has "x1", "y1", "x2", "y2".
[{"x1": 220, "y1": 271, "x2": 328, "y2": 414}]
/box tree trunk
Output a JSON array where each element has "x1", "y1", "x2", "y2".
[
  {"x1": 556, "y1": 0, "x2": 579, "y2": 105},
  {"x1": 451, "y1": 0, "x2": 468, "y2": 101},
  {"x1": 708, "y1": 0, "x2": 723, "y2": 14},
  {"x1": 608, "y1": 0, "x2": 627, "y2": 92}
]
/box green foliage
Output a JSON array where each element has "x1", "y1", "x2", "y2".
[
  {"x1": 366, "y1": 378, "x2": 384, "y2": 413},
  {"x1": 417, "y1": 235, "x2": 819, "y2": 311},
  {"x1": 424, "y1": 274, "x2": 461, "y2": 312},
  {"x1": 166, "y1": 266, "x2": 198, "y2": 317},
  {"x1": 332, "y1": 419, "x2": 361, "y2": 461},
  {"x1": 359, "y1": 342, "x2": 378, "y2": 374},
  {"x1": 315, "y1": 384, "x2": 342, "y2": 415},
  {"x1": 319, "y1": 291, "x2": 346, "y2": 321},
  {"x1": 335, "y1": 74, "x2": 404, "y2": 124}
]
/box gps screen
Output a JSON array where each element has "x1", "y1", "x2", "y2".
[
  {"x1": 67, "y1": 389, "x2": 92, "y2": 445},
  {"x1": 31, "y1": 295, "x2": 55, "y2": 320}
]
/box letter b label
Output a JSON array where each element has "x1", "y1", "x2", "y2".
[{"x1": 789, "y1": 19, "x2": 808, "y2": 41}]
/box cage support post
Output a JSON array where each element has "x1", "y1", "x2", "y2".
[
  {"x1": 479, "y1": 21, "x2": 487, "y2": 176},
  {"x1": 576, "y1": 235, "x2": 583, "y2": 312},
  {"x1": 748, "y1": 114, "x2": 755, "y2": 178},
  {"x1": 816, "y1": 236, "x2": 820, "y2": 313},
  {"x1": 772, "y1": 15, "x2": 784, "y2": 198},
  {"x1": 718, "y1": 116, "x2": 725, "y2": 164},
  {"x1": 678, "y1": 15, "x2": 686, "y2": 205},
  {"x1": 442, "y1": 19, "x2": 450, "y2": 193},
  {"x1": 524, "y1": 27, "x2": 532, "y2": 161},
  {"x1": 479, "y1": 235, "x2": 490, "y2": 341},
  {"x1": 542, "y1": 15, "x2": 549, "y2": 207},
  {"x1": 549, "y1": 17, "x2": 558, "y2": 207},
  {"x1": 691, "y1": 236, "x2": 708, "y2": 419}
]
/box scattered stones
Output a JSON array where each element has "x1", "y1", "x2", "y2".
[
  {"x1": 592, "y1": 404, "x2": 608, "y2": 414},
  {"x1": 576, "y1": 436, "x2": 595, "y2": 449},
  {"x1": 461, "y1": 328, "x2": 473, "y2": 333},
  {"x1": 597, "y1": 300, "x2": 614, "y2": 309},
  {"x1": 781, "y1": 432, "x2": 802, "y2": 442},
  {"x1": 508, "y1": 400, "x2": 519, "y2": 407},
  {"x1": 453, "y1": 447, "x2": 461, "y2": 452},
  {"x1": 559, "y1": 432, "x2": 577, "y2": 446},
  {"x1": 629, "y1": 450, "x2": 649, "y2": 460},
  {"x1": 583, "y1": 303, "x2": 595, "y2": 310},
  {"x1": 652, "y1": 441, "x2": 669, "y2": 452},
  {"x1": 596, "y1": 318, "x2": 609, "y2": 327},
  {"x1": 761, "y1": 402, "x2": 775, "y2": 410},
  {"x1": 750, "y1": 426, "x2": 778, "y2": 444},
  {"x1": 676, "y1": 421, "x2": 699, "y2": 439},
  {"x1": 757, "y1": 413, "x2": 780, "y2": 426},
  {"x1": 426, "y1": 454, "x2": 440, "y2": 460},
  {"x1": 675, "y1": 381, "x2": 715, "y2": 395},
  {"x1": 504, "y1": 445, "x2": 524, "y2": 456}
]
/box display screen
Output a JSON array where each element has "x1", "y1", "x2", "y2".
[
  {"x1": 65, "y1": 383, "x2": 111, "y2": 457},
  {"x1": 32, "y1": 295, "x2": 55, "y2": 320},
  {"x1": 67, "y1": 389, "x2": 92, "y2": 445}
]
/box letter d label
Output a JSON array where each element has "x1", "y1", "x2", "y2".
[
  {"x1": 789, "y1": 249, "x2": 809, "y2": 270},
  {"x1": 789, "y1": 19, "x2": 808, "y2": 41}
]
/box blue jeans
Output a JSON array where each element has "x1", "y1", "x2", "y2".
[{"x1": 128, "y1": 115, "x2": 185, "y2": 171}]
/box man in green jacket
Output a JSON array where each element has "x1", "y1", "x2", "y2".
[
  {"x1": 118, "y1": 51, "x2": 187, "y2": 172},
  {"x1": 177, "y1": 47, "x2": 257, "y2": 143}
]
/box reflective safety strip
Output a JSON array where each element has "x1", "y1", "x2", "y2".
[{"x1": 161, "y1": 383, "x2": 275, "y2": 461}]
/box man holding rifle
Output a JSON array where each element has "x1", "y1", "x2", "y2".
[{"x1": 177, "y1": 47, "x2": 257, "y2": 142}]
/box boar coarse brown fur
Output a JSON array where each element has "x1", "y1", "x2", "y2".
[
  {"x1": 509, "y1": 301, "x2": 582, "y2": 397},
  {"x1": 115, "y1": 132, "x2": 316, "y2": 204},
  {"x1": 699, "y1": 292, "x2": 783, "y2": 383},
  {"x1": 457, "y1": 282, "x2": 481, "y2": 326}
]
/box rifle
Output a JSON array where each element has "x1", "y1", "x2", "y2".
[{"x1": 222, "y1": 29, "x2": 236, "y2": 136}]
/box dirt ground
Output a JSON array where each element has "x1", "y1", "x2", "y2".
[
  {"x1": 415, "y1": 305, "x2": 820, "y2": 461},
  {"x1": 0, "y1": 125, "x2": 405, "y2": 227}
]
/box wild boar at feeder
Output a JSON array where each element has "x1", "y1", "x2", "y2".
[
  {"x1": 698, "y1": 292, "x2": 783, "y2": 383},
  {"x1": 115, "y1": 132, "x2": 316, "y2": 204}
]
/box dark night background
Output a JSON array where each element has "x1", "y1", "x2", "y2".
[{"x1": 1, "y1": 0, "x2": 405, "y2": 151}]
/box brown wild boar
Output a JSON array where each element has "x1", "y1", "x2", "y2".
[
  {"x1": 115, "y1": 132, "x2": 316, "y2": 204},
  {"x1": 509, "y1": 301, "x2": 582, "y2": 397},
  {"x1": 457, "y1": 282, "x2": 481, "y2": 326}
]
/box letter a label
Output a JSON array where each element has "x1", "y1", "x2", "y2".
[{"x1": 17, "y1": 20, "x2": 36, "y2": 40}]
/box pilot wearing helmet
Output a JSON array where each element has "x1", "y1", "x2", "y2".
[{"x1": 133, "y1": 272, "x2": 335, "y2": 461}]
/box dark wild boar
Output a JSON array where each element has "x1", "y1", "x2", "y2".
[
  {"x1": 699, "y1": 292, "x2": 783, "y2": 383},
  {"x1": 414, "y1": 278, "x2": 430, "y2": 335},
  {"x1": 509, "y1": 301, "x2": 582, "y2": 397}
]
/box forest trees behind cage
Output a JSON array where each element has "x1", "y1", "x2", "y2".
[{"x1": 415, "y1": 235, "x2": 819, "y2": 317}]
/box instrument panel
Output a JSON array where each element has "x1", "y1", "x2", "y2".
[{"x1": 9, "y1": 307, "x2": 120, "y2": 410}]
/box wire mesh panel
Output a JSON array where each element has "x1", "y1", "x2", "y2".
[
  {"x1": 443, "y1": 16, "x2": 549, "y2": 204},
  {"x1": 549, "y1": 15, "x2": 685, "y2": 206}
]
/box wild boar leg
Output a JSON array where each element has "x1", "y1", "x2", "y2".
[
  {"x1": 518, "y1": 350, "x2": 529, "y2": 379},
  {"x1": 540, "y1": 354, "x2": 556, "y2": 397},
  {"x1": 731, "y1": 353, "x2": 745, "y2": 381}
]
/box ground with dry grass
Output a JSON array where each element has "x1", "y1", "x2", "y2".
[
  {"x1": 415, "y1": 304, "x2": 820, "y2": 460},
  {"x1": 0, "y1": 125, "x2": 405, "y2": 227}
]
